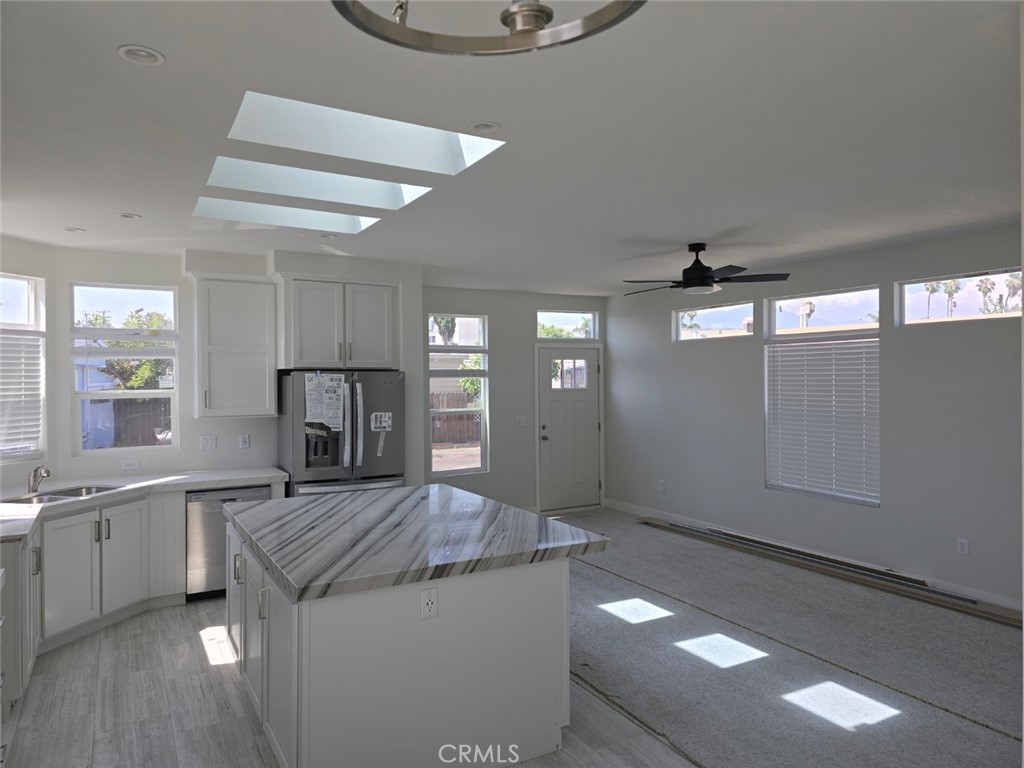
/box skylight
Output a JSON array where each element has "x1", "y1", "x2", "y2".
[
  {"x1": 207, "y1": 157, "x2": 430, "y2": 210},
  {"x1": 228, "y1": 92, "x2": 504, "y2": 175},
  {"x1": 193, "y1": 197, "x2": 378, "y2": 234}
]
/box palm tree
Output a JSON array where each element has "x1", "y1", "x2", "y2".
[
  {"x1": 975, "y1": 276, "x2": 996, "y2": 314},
  {"x1": 1004, "y1": 272, "x2": 1022, "y2": 309},
  {"x1": 924, "y1": 281, "x2": 940, "y2": 319},
  {"x1": 942, "y1": 279, "x2": 962, "y2": 318}
]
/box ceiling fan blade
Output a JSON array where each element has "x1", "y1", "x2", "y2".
[
  {"x1": 623, "y1": 279, "x2": 677, "y2": 284},
  {"x1": 624, "y1": 285, "x2": 674, "y2": 296},
  {"x1": 711, "y1": 264, "x2": 747, "y2": 279},
  {"x1": 717, "y1": 273, "x2": 790, "y2": 283}
]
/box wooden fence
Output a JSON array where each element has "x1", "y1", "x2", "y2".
[{"x1": 430, "y1": 392, "x2": 482, "y2": 446}]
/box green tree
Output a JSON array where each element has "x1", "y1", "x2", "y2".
[
  {"x1": 432, "y1": 315, "x2": 457, "y2": 345},
  {"x1": 976, "y1": 276, "x2": 998, "y2": 314},
  {"x1": 924, "y1": 281, "x2": 941, "y2": 319},
  {"x1": 458, "y1": 354, "x2": 482, "y2": 400},
  {"x1": 942, "y1": 279, "x2": 962, "y2": 318},
  {"x1": 573, "y1": 315, "x2": 593, "y2": 338},
  {"x1": 537, "y1": 322, "x2": 572, "y2": 339},
  {"x1": 1004, "y1": 272, "x2": 1022, "y2": 309},
  {"x1": 77, "y1": 308, "x2": 173, "y2": 390}
]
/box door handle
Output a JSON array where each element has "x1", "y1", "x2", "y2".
[
  {"x1": 257, "y1": 587, "x2": 268, "y2": 620},
  {"x1": 541, "y1": 435, "x2": 549, "y2": 441},
  {"x1": 355, "y1": 381, "x2": 364, "y2": 467},
  {"x1": 104, "y1": 518, "x2": 111, "y2": 540}
]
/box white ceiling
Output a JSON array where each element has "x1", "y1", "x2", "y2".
[{"x1": 1, "y1": 1, "x2": 1019, "y2": 295}]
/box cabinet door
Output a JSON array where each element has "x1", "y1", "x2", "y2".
[
  {"x1": 22, "y1": 529, "x2": 41, "y2": 684},
  {"x1": 291, "y1": 280, "x2": 344, "y2": 368},
  {"x1": 241, "y1": 543, "x2": 265, "y2": 715},
  {"x1": 101, "y1": 499, "x2": 150, "y2": 615},
  {"x1": 43, "y1": 510, "x2": 101, "y2": 638},
  {"x1": 1, "y1": 541, "x2": 23, "y2": 713},
  {"x1": 225, "y1": 524, "x2": 244, "y2": 665},
  {"x1": 263, "y1": 576, "x2": 299, "y2": 768},
  {"x1": 197, "y1": 279, "x2": 276, "y2": 417},
  {"x1": 345, "y1": 283, "x2": 395, "y2": 368}
]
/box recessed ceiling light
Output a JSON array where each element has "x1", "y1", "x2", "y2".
[
  {"x1": 65, "y1": 227, "x2": 85, "y2": 232},
  {"x1": 471, "y1": 121, "x2": 501, "y2": 134},
  {"x1": 119, "y1": 212, "x2": 142, "y2": 219},
  {"x1": 118, "y1": 44, "x2": 165, "y2": 65}
]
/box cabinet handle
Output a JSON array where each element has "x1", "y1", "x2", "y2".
[
  {"x1": 204, "y1": 390, "x2": 209, "y2": 409},
  {"x1": 31, "y1": 547, "x2": 40, "y2": 575},
  {"x1": 104, "y1": 518, "x2": 111, "y2": 540},
  {"x1": 94, "y1": 520, "x2": 101, "y2": 543},
  {"x1": 233, "y1": 553, "x2": 245, "y2": 585},
  {"x1": 348, "y1": 342, "x2": 353, "y2": 361},
  {"x1": 257, "y1": 587, "x2": 268, "y2": 620}
]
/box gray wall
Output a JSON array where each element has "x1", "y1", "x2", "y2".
[
  {"x1": 604, "y1": 224, "x2": 1022, "y2": 607},
  {"x1": 422, "y1": 286, "x2": 606, "y2": 510}
]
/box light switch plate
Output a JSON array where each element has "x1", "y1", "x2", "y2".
[{"x1": 200, "y1": 435, "x2": 217, "y2": 450}]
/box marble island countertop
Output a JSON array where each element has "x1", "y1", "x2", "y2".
[{"x1": 226, "y1": 484, "x2": 609, "y2": 603}]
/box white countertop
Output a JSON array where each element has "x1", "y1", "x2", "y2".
[
  {"x1": 226, "y1": 483, "x2": 610, "y2": 602},
  {"x1": 0, "y1": 466, "x2": 288, "y2": 541}
]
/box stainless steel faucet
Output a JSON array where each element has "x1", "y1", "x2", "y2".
[{"x1": 28, "y1": 464, "x2": 50, "y2": 493}]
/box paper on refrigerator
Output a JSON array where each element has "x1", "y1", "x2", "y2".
[{"x1": 304, "y1": 372, "x2": 345, "y2": 430}]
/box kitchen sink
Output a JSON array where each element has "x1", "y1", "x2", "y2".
[
  {"x1": 5, "y1": 494, "x2": 69, "y2": 504},
  {"x1": 51, "y1": 485, "x2": 119, "y2": 497}
]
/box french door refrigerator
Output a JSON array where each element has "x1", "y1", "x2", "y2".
[{"x1": 277, "y1": 370, "x2": 405, "y2": 496}]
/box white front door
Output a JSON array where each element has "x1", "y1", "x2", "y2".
[{"x1": 538, "y1": 346, "x2": 601, "y2": 511}]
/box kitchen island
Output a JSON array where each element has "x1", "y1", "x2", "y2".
[{"x1": 224, "y1": 484, "x2": 608, "y2": 768}]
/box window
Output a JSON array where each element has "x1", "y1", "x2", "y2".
[
  {"x1": 766, "y1": 289, "x2": 880, "y2": 506},
  {"x1": 673, "y1": 303, "x2": 754, "y2": 341},
  {"x1": 772, "y1": 288, "x2": 879, "y2": 336},
  {"x1": 72, "y1": 284, "x2": 177, "y2": 451},
  {"x1": 551, "y1": 358, "x2": 588, "y2": 389},
  {"x1": 0, "y1": 273, "x2": 45, "y2": 458},
  {"x1": 537, "y1": 311, "x2": 596, "y2": 339},
  {"x1": 900, "y1": 268, "x2": 1022, "y2": 324},
  {"x1": 428, "y1": 314, "x2": 487, "y2": 475}
]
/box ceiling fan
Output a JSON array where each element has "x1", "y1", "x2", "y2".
[{"x1": 623, "y1": 243, "x2": 790, "y2": 295}]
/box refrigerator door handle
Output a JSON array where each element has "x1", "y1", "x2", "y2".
[
  {"x1": 343, "y1": 381, "x2": 352, "y2": 468},
  {"x1": 356, "y1": 381, "x2": 364, "y2": 467}
]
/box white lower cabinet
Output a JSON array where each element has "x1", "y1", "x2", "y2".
[
  {"x1": 240, "y1": 542, "x2": 264, "y2": 713},
  {"x1": 0, "y1": 528, "x2": 42, "y2": 717},
  {"x1": 233, "y1": 536, "x2": 298, "y2": 768},
  {"x1": 264, "y1": 575, "x2": 298, "y2": 768},
  {"x1": 42, "y1": 499, "x2": 150, "y2": 639}
]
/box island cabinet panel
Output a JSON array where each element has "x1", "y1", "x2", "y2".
[
  {"x1": 0, "y1": 530, "x2": 41, "y2": 716},
  {"x1": 300, "y1": 559, "x2": 570, "y2": 768},
  {"x1": 225, "y1": 523, "x2": 245, "y2": 664},
  {"x1": 241, "y1": 542, "x2": 265, "y2": 714},
  {"x1": 21, "y1": 526, "x2": 41, "y2": 686},
  {"x1": 264, "y1": 575, "x2": 299, "y2": 768}
]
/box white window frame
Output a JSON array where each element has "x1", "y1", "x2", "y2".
[
  {"x1": 768, "y1": 285, "x2": 880, "y2": 339},
  {"x1": 897, "y1": 267, "x2": 1022, "y2": 326},
  {"x1": 536, "y1": 310, "x2": 599, "y2": 341},
  {"x1": 71, "y1": 282, "x2": 179, "y2": 454},
  {"x1": 0, "y1": 272, "x2": 46, "y2": 460},
  {"x1": 765, "y1": 288, "x2": 880, "y2": 507},
  {"x1": 428, "y1": 314, "x2": 489, "y2": 477}
]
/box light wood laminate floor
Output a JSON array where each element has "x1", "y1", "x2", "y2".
[{"x1": 4, "y1": 598, "x2": 696, "y2": 768}]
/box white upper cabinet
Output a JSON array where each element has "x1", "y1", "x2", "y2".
[
  {"x1": 280, "y1": 279, "x2": 396, "y2": 370},
  {"x1": 196, "y1": 279, "x2": 277, "y2": 417}
]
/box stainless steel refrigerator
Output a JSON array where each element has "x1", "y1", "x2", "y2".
[{"x1": 277, "y1": 370, "x2": 405, "y2": 496}]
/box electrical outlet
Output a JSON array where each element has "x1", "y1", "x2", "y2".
[
  {"x1": 121, "y1": 459, "x2": 140, "y2": 471},
  {"x1": 239, "y1": 433, "x2": 251, "y2": 449},
  {"x1": 658, "y1": 480, "x2": 665, "y2": 493},
  {"x1": 200, "y1": 435, "x2": 217, "y2": 450},
  {"x1": 421, "y1": 587, "x2": 438, "y2": 619},
  {"x1": 957, "y1": 538, "x2": 969, "y2": 556}
]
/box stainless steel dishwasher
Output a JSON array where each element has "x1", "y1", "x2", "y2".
[{"x1": 186, "y1": 485, "x2": 271, "y2": 597}]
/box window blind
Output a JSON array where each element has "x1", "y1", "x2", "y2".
[
  {"x1": 765, "y1": 338, "x2": 879, "y2": 505},
  {"x1": 0, "y1": 333, "x2": 44, "y2": 456}
]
